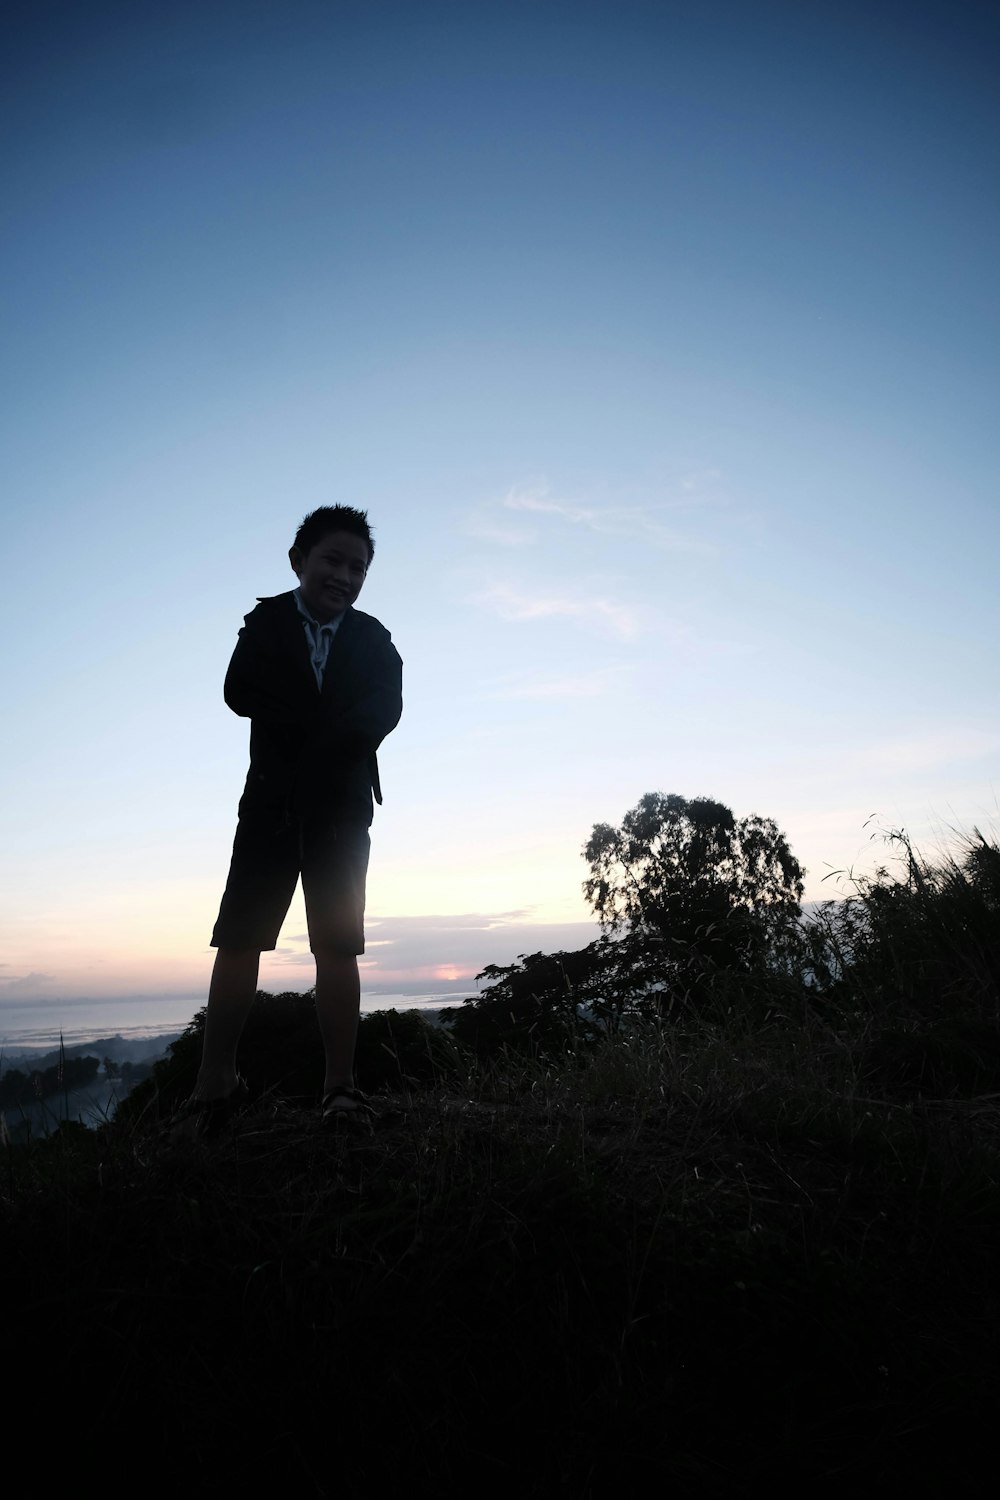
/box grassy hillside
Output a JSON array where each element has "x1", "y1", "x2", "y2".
[
  {"x1": 4, "y1": 1000, "x2": 999, "y2": 1493},
  {"x1": 5, "y1": 825, "x2": 999, "y2": 1493}
]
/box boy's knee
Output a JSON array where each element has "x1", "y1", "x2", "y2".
[{"x1": 314, "y1": 947, "x2": 359, "y2": 968}]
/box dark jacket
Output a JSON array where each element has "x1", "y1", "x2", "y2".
[{"x1": 224, "y1": 592, "x2": 403, "y2": 827}]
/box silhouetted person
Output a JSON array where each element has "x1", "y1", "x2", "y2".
[{"x1": 176, "y1": 505, "x2": 402, "y2": 1136}]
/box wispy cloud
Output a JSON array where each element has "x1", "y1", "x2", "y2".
[
  {"x1": 462, "y1": 516, "x2": 536, "y2": 547},
  {"x1": 679, "y1": 468, "x2": 723, "y2": 495},
  {"x1": 353, "y1": 913, "x2": 602, "y2": 989},
  {"x1": 476, "y1": 582, "x2": 640, "y2": 640},
  {"x1": 0, "y1": 971, "x2": 56, "y2": 997},
  {"x1": 500, "y1": 480, "x2": 717, "y2": 554},
  {"x1": 504, "y1": 484, "x2": 598, "y2": 527}
]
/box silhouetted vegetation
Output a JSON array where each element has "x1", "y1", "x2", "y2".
[
  {"x1": 0, "y1": 1053, "x2": 99, "y2": 1107},
  {"x1": 445, "y1": 801, "x2": 1000, "y2": 1071},
  {"x1": 4, "y1": 796, "x2": 1000, "y2": 1492},
  {"x1": 116, "y1": 996, "x2": 465, "y2": 1128},
  {"x1": 585, "y1": 791, "x2": 804, "y2": 967}
]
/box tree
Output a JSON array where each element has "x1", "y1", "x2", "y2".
[
  {"x1": 444, "y1": 942, "x2": 627, "y2": 1059},
  {"x1": 583, "y1": 792, "x2": 804, "y2": 972}
]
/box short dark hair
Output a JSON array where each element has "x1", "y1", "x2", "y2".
[{"x1": 293, "y1": 505, "x2": 375, "y2": 563}]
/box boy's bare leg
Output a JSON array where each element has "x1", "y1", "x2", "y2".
[
  {"x1": 192, "y1": 947, "x2": 261, "y2": 1099},
  {"x1": 314, "y1": 948, "x2": 361, "y2": 1093}
]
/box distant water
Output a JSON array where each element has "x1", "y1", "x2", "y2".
[{"x1": 0, "y1": 991, "x2": 468, "y2": 1053}]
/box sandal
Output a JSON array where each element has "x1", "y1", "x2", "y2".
[
  {"x1": 170, "y1": 1078, "x2": 250, "y2": 1141},
  {"x1": 321, "y1": 1085, "x2": 374, "y2": 1124}
]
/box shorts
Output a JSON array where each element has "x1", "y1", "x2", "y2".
[{"x1": 211, "y1": 813, "x2": 370, "y2": 955}]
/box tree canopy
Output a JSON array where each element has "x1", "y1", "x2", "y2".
[{"x1": 583, "y1": 792, "x2": 804, "y2": 970}]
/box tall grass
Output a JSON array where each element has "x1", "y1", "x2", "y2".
[{"x1": 809, "y1": 823, "x2": 1000, "y2": 1021}]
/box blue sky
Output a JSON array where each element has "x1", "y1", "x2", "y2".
[{"x1": 2, "y1": 0, "x2": 998, "y2": 1016}]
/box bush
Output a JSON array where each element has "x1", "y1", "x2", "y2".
[
  {"x1": 804, "y1": 827, "x2": 1000, "y2": 1026},
  {"x1": 116, "y1": 993, "x2": 461, "y2": 1125}
]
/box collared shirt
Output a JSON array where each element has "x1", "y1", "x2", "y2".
[{"x1": 294, "y1": 588, "x2": 344, "y2": 689}]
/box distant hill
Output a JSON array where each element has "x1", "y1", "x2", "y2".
[{"x1": 0, "y1": 1031, "x2": 182, "y2": 1075}]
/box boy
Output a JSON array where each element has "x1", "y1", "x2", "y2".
[{"x1": 180, "y1": 505, "x2": 402, "y2": 1133}]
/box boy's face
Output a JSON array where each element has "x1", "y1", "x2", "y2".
[{"x1": 289, "y1": 529, "x2": 370, "y2": 622}]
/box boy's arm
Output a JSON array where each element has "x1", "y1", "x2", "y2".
[
  {"x1": 223, "y1": 608, "x2": 316, "y2": 726},
  {"x1": 315, "y1": 631, "x2": 403, "y2": 755}
]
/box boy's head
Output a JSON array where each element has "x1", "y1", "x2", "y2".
[{"x1": 289, "y1": 505, "x2": 375, "y2": 623}]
